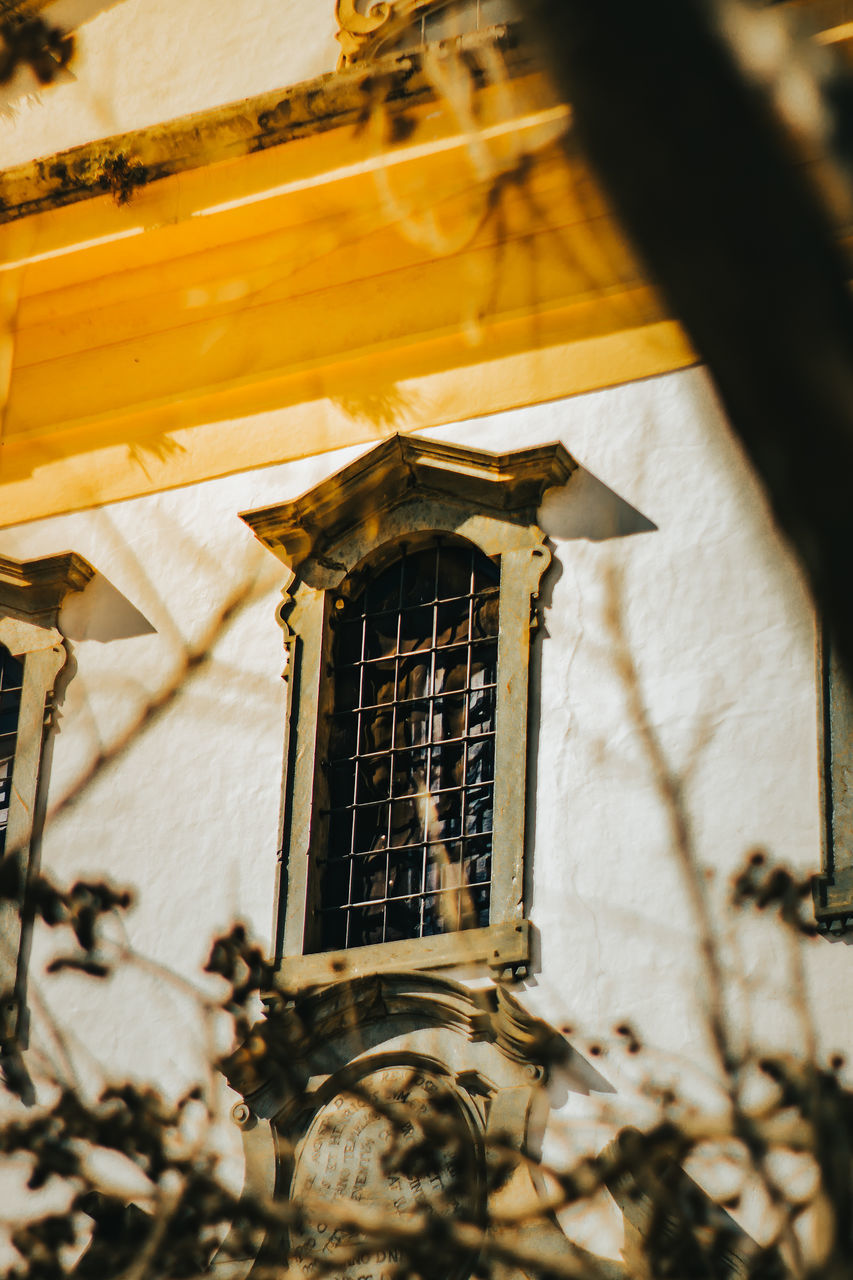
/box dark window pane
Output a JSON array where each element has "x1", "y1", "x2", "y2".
[
  {"x1": 386, "y1": 897, "x2": 420, "y2": 941},
  {"x1": 430, "y1": 741, "x2": 464, "y2": 793},
  {"x1": 354, "y1": 802, "x2": 388, "y2": 854},
  {"x1": 392, "y1": 747, "x2": 427, "y2": 797},
  {"x1": 423, "y1": 891, "x2": 459, "y2": 936},
  {"x1": 349, "y1": 903, "x2": 385, "y2": 947},
  {"x1": 360, "y1": 708, "x2": 393, "y2": 754},
  {"x1": 321, "y1": 858, "x2": 351, "y2": 910},
  {"x1": 388, "y1": 848, "x2": 424, "y2": 898},
  {"x1": 0, "y1": 648, "x2": 22, "y2": 879},
  {"x1": 436, "y1": 548, "x2": 472, "y2": 599},
  {"x1": 389, "y1": 798, "x2": 425, "y2": 847},
  {"x1": 327, "y1": 761, "x2": 356, "y2": 809},
  {"x1": 397, "y1": 653, "x2": 431, "y2": 702},
  {"x1": 362, "y1": 659, "x2": 396, "y2": 707},
  {"x1": 436, "y1": 599, "x2": 470, "y2": 648},
  {"x1": 472, "y1": 591, "x2": 499, "y2": 639},
  {"x1": 434, "y1": 648, "x2": 469, "y2": 694},
  {"x1": 401, "y1": 548, "x2": 437, "y2": 605},
  {"x1": 319, "y1": 909, "x2": 347, "y2": 951},
  {"x1": 394, "y1": 700, "x2": 429, "y2": 748},
  {"x1": 463, "y1": 835, "x2": 492, "y2": 886},
  {"x1": 364, "y1": 613, "x2": 398, "y2": 660},
  {"x1": 468, "y1": 687, "x2": 495, "y2": 735},
  {"x1": 469, "y1": 884, "x2": 491, "y2": 929},
  {"x1": 335, "y1": 667, "x2": 361, "y2": 713},
  {"x1": 356, "y1": 756, "x2": 391, "y2": 804},
  {"x1": 466, "y1": 737, "x2": 494, "y2": 785},
  {"x1": 426, "y1": 840, "x2": 463, "y2": 890},
  {"x1": 470, "y1": 642, "x2": 498, "y2": 688},
  {"x1": 352, "y1": 853, "x2": 387, "y2": 903},
  {"x1": 0, "y1": 651, "x2": 23, "y2": 690},
  {"x1": 473, "y1": 557, "x2": 499, "y2": 593},
  {"x1": 425, "y1": 846, "x2": 441, "y2": 892},
  {"x1": 329, "y1": 808, "x2": 354, "y2": 857},
  {"x1": 328, "y1": 715, "x2": 358, "y2": 760},
  {"x1": 336, "y1": 618, "x2": 364, "y2": 666},
  {"x1": 433, "y1": 694, "x2": 466, "y2": 742},
  {"x1": 399, "y1": 604, "x2": 433, "y2": 653},
  {"x1": 365, "y1": 563, "x2": 402, "y2": 615},
  {"x1": 465, "y1": 785, "x2": 493, "y2": 835},
  {"x1": 428, "y1": 791, "x2": 462, "y2": 841}
]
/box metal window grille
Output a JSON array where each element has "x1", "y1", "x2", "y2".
[
  {"x1": 0, "y1": 645, "x2": 23, "y2": 859},
  {"x1": 317, "y1": 541, "x2": 499, "y2": 951}
]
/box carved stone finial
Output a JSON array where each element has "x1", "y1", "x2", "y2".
[{"x1": 334, "y1": 0, "x2": 391, "y2": 65}]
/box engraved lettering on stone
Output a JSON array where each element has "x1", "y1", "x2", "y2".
[{"x1": 290, "y1": 1067, "x2": 474, "y2": 1280}]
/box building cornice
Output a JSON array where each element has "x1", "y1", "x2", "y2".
[
  {"x1": 0, "y1": 20, "x2": 689, "y2": 527},
  {"x1": 0, "y1": 24, "x2": 529, "y2": 228},
  {"x1": 0, "y1": 551, "x2": 94, "y2": 618}
]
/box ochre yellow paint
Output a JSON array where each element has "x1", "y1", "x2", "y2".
[{"x1": 0, "y1": 66, "x2": 697, "y2": 528}]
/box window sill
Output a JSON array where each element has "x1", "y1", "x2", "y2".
[{"x1": 274, "y1": 919, "x2": 530, "y2": 990}]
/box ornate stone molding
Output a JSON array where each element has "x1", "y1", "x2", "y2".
[
  {"x1": 0, "y1": 551, "x2": 93, "y2": 622},
  {"x1": 217, "y1": 972, "x2": 602, "y2": 1280},
  {"x1": 241, "y1": 434, "x2": 575, "y2": 575}
]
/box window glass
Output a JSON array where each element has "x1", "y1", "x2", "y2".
[
  {"x1": 0, "y1": 645, "x2": 23, "y2": 858},
  {"x1": 318, "y1": 541, "x2": 499, "y2": 950}
]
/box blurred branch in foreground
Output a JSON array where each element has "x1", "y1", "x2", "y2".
[{"x1": 527, "y1": 0, "x2": 853, "y2": 676}]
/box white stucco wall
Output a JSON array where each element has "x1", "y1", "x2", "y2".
[
  {"x1": 0, "y1": 0, "x2": 340, "y2": 169},
  {"x1": 0, "y1": 364, "x2": 840, "y2": 1250}
]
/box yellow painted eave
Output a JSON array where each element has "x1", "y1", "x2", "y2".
[{"x1": 0, "y1": 37, "x2": 697, "y2": 527}]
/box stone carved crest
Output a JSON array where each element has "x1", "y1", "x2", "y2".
[
  {"x1": 335, "y1": 0, "x2": 434, "y2": 66},
  {"x1": 218, "y1": 971, "x2": 609, "y2": 1280}
]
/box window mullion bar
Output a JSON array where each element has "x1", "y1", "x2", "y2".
[
  {"x1": 382, "y1": 556, "x2": 405, "y2": 942},
  {"x1": 344, "y1": 607, "x2": 368, "y2": 950},
  {"x1": 458, "y1": 548, "x2": 475, "y2": 930}
]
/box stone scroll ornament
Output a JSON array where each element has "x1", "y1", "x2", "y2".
[
  {"x1": 217, "y1": 971, "x2": 625, "y2": 1280},
  {"x1": 335, "y1": 0, "x2": 444, "y2": 65}
]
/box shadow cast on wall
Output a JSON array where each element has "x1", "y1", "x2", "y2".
[
  {"x1": 60, "y1": 570, "x2": 156, "y2": 643},
  {"x1": 541, "y1": 465, "x2": 658, "y2": 543},
  {"x1": 524, "y1": 466, "x2": 657, "y2": 940}
]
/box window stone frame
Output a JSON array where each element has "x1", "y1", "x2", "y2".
[
  {"x1": 813, "y1": 626, "x2": 853, "y2": 932},
  {"x1": 240, "y1": 434, "x2": 575, "y2": 987},
  {"x1": 0, "y1": 551, "x2": 95, "y2": 1044}
]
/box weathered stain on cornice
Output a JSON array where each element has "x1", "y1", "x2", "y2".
[{"x1": 0, "y1": 24, "x2": 534, "y2": 227}]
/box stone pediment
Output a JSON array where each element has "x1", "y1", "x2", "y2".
[{"x1": 239, "y1": 434, "x2": 576, "y2": 573}]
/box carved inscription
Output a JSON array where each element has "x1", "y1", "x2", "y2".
[{"x1": 289, "y1": 1066, "x2": 478, "y2": 1280}]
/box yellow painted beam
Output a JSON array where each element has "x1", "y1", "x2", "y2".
[{"x1": 0, "y1": 50, "x2": 696, "y2": 527}]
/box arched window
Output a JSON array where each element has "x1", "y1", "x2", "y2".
[
  {"x1": 241, "y1": 433, "x2": 575, "y2": 983},
  {"x1": 0, "y1": 645, "x2": 23, "y2": 858},
  {"x1": 319, "y1": 539, "x2": 499, "y2": 950}
]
